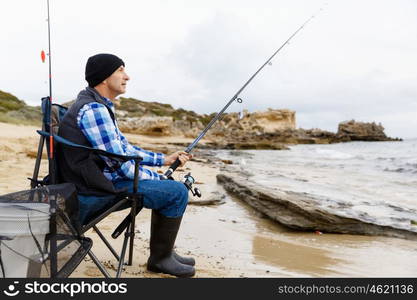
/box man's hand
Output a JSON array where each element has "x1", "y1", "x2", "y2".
[{"x1": 164, "y1": 151, "x2": 193, "y2": 167}]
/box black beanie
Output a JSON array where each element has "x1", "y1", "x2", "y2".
[{"x1": 85, "y1": 53, "x2": 125, "y2": 87}]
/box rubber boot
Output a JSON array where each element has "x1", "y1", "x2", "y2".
[
  {"x1": 172, "y1": 250, "x2": 195, "y2": 266},
  {"x1": 147, "y1": 210, "x2": 195, "y2": 277}
]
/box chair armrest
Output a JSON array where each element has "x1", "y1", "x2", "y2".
[{"x1": 37, "y1": 130, "x2": 143, "y2": 163}]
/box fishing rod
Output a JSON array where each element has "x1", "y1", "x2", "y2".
[
  {"x1": 44, "y1": 0, "x2": 58, "y2": 277},
  {"x1": 40, "y1": 0, "x2": 55, "y2": 182},
  {"x1": 163, "y1": 6, "x2": 324, "y2": 180}
]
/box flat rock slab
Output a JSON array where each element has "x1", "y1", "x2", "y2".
[{"x1": 217, "y1": 173, "x2": 417, "y2": 240}]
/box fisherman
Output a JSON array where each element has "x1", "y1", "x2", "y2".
[{"x1": 57, "y1": 53, "x2": 195, "y2": 278}]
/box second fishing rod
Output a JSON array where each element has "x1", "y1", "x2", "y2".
[{"x1": 162, "y1": 6, "x2": 324, "y2": 181}]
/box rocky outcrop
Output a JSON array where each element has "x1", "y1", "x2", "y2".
[
  {"x1": 67, "y1": 97, "x2": 402, "y2": 146},
  {"x1": 203, "y1": 128, "x2": 341, "y2": 149},
  {"x1": 336, "y1": 120, "x2": 401, "y2": 141},
  {"x1": 252, "y1": 109, "x2": 296, "y2": 132},
  {"x1": 217, "y1": 173, "x2": 417, "y2": 240},
  {"x1": 115, "y1": 97, "x2": 400, "y2": 143},
  {"x1": 117, "y1": 105, "x2": 297, "y2": 141},
  {"x1": 114, "y1": 101, "x2": 301, "y2": 147},
  {"x1": 119, "y1": 116, "x2": 175, "y2": 136},
  {"x1": 2, "y1": 91, "x2": 400, "y2": 146},
  {"x1": 208, "y1": 109, "x2": 295, "y2": 136},
  {"x1": 204, "y1": 109, "x2": 307, "y2": 149}
]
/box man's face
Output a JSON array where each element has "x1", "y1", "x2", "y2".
[{"x1": 104, "y1": 65, "x2": 130, "y2": 97}]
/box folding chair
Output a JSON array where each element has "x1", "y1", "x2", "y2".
[{"x1": 30, "y1": 96, "x2": 143, "y2": 278}]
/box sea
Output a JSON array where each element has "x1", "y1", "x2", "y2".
[{"x1": 215, "y1": 139, "x2": 417, "y2": 232}]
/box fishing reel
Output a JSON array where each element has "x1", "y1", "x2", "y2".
[{"x1": 182, "y1": 172, "x2": 202, "y2": 198}]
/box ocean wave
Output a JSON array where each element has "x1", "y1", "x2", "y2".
[
  {"x1": 406, "y1": 163, "x2": 417, "y2": 169},
  {"x1": 377, "y1": 157, "x2": 396, "y2": 161},
  {"x1": 383, "y1": 166, "x2": 417, "y2": 174},
  {"x1": 314, "y1": 149, "x2": 354, "y2": 160},
  {"x1": 393, "y1": 180, "x2": 417, "y2": 187},
  {"x1": 221, "y1": 142, "x2": 417, "y2": 227}
]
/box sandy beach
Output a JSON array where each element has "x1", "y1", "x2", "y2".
[{"x1": 1, "y1": 122, "x2": 417, "y2": 278}]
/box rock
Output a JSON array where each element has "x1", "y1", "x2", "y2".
[
  {"x1": 221, "y1": 159, "x2": 233, "y2": 165},
  {"x1": 216, "y1": 173, "x2": 417, "y2": 240},
  {"x1": 235, "y1": 109, "x2": 296, "y2": 133},
  {"x1": 207, "y1": 109, "x2": 295, "y2": 138},
  {"x1": 188, "y1": 189, "x2": 226, "y2": 206},
  {"x1": 188, "y1": 199, "x2": 225, "y2": 206},
  {"x1": 337, "y1": 120, "x2": 401, "y2": 141},
  {"x1": 119, "y1": 116, "x2": 174, "y2": 136}
]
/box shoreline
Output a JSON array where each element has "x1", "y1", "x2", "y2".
[{"x1": 1, "y1": 122, "x2": 417, "y2": 277}]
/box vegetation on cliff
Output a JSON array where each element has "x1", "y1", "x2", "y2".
[
  {"x1": 116, "y1": 97, "x2": 208, "y2": 124},
  {"x1": 65, "y1": 96, "x2": 213, "y2": 125},
  {"x1": 0, "y1": 90, "x2": 25, "y2": 111},
  {"x1": 0, "y1": 90, "x2": 41, "y2": 126}
]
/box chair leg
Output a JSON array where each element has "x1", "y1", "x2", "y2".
[
  {"x1": 93, "y1": 225, "x2": 120, "y2": 261},
  {"x1": 30, "y1": 135, "x2": 45, "y2": 188},
  {"x1": 93, "y1": 216, "x2": 136, "y2": 277},
  {"x1": 128, "y1": 197, "x2": 137, "y2": 266},
  {"x1": 49, "y1": 198, "x2": 58, "y2": 277},
  {"x1": 87, "y1": 250, "x2": 110, "y2": 278},
  {"x1": 86, "y1": 196, "x2": 140, "y2": 277},
  {"x1": 127, "y1": 229, "x2": 134, "y2": 266},
  {"x1": 116, "y1": 225, "x2": 131, "y2": 278}
]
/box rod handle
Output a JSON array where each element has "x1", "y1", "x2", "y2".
[{"x1": 164, "y1": 158, "x2": 181, "y2": 178}]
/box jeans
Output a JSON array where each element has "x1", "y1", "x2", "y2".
[
  {"x1": 114, "y1": 179, "x2": 189, "y2": 218},
  {"x1": 78, "y1": 179, "x2": 189, "y2": 225}
]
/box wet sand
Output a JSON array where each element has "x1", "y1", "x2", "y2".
[{"x1": 1, "y1": 122, "x2": 417, "y2": 277}]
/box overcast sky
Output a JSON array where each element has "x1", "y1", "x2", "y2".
[{"x1": 1, "y1": 0, "x2": 416, "y2": 138}]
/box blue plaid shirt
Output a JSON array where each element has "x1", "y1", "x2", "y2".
[{"x1": 77, "y1": 97, "x2": 164, "y2": 182}]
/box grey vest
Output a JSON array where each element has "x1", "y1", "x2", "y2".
[{"x1": 57, "y1": 87, "x2": 118, "y2": 196}]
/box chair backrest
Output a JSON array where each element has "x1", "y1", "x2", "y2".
[
  {"x1": 41, "y1": 96, "x2": 68, "y2": 140},
  {"x1": 30, "y1": 97, "x2": 68, "y2": 188}
]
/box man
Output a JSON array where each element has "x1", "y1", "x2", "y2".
[{"x1": 57, "y1": 53, "x2": 195, "y2": 277}]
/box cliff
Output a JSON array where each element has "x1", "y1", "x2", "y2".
[
  {"x1": 0, "y1": 90, "x2": 400, "y2": 148},
  {"x1": 113, "y1": 98, "x2": 400, "y2": 147}
]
